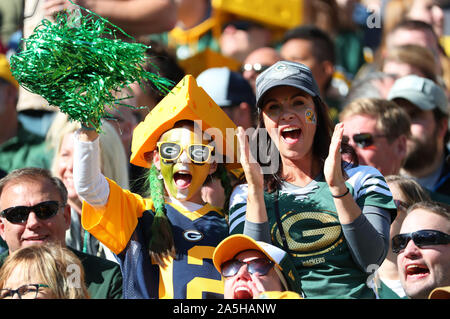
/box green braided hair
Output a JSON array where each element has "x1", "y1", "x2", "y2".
[{"x1": 148, "y1": 164, "x2": 176, "y2": 267}]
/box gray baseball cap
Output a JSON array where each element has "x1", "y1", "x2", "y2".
[
  {"x1": 388, "y1": 75, "x2": 449, "y2": 115},
  {"x1": 255, "y1": 60, "x2": 321, "y2": 109}
]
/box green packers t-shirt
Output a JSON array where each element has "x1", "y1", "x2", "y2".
[{"x1": 229, "y1": 164, "x2": 396, "y2": 299}]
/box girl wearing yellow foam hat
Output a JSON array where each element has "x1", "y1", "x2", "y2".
[{"x1": 73, "y1": 75, "x2": 240, "y2": 299}]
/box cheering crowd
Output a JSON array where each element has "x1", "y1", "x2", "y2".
[{"x1": 0, "y1": 0, "x2": 449, "y2": 300}]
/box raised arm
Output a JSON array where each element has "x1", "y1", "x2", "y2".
[
  {"x1": 324, "y1": 123, "x2": 391, "y2": 269},
  {"x1": 73, "y1": 128, "x2": 109, "y2": 207}
]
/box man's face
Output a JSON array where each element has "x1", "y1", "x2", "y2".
[
  {"x1": 224, "y1": 250, "x2": 283, "y2": 299},
  {"x1": 395, "y1": 100, "x2": 441, "y2": 172},
  {"x1": 342, "y1": 114, "x2": 405, "y2": 176},
  {"x1": 280, "y1": 39, "x2": 327, "y2": 92},
  {"x1": 397, "y1": 209, "x2": 450, "y2": 299},
  {"x1": 0, "y1": 177, "x2": 70, "y2": 252}
]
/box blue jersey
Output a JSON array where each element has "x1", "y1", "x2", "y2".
[
  {"x1": 118, "y1": 202, "x2": 228, "y2": 299},
  {"x1": 82, "y1": 178, "x2": 228, "y2": 299}
]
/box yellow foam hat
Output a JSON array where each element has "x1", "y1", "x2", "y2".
[
  {"x1": 0, "y1": 54, "x2": 19, "y2": 88},
  {"x1": 130, "y1": 74, "x2": 240, "y2": 170}
]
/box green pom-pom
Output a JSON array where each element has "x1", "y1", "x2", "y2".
[{"x1": 10, "y1": 5, "x2": 172, "y2": 132}]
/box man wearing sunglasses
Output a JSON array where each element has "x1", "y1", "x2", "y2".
[
  {"x1": 0, "y1": 167, "x2": 123, "y2": 299},
  {"x1": 394, "y1": 201, "x2": 450, "y2": 299},
  {"x1": 339, "y1": 98, "x2": 411, "y2": 177},
  {"x1": 241, "y1": 47, "x2": 281, "y2": 93},
  {"x1": 213, "y1": 234, "x2": 303, "y2": 299}
]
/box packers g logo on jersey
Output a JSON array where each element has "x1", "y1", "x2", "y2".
[
  {"x1": 271, "y1": 211, "x2": 343, "y2": 258},
  {"x1": 183, "y1": 230, "x2": 204, "y2": 242}
]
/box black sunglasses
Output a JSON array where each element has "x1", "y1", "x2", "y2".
[
  {"x1": 0, "y1": 201, "x2": 63, "y2": 224},
  {"x1": 343, "y1": 133, "x2": 386, "y2": 149},
  {"x1": 220, "y1": 258, "x2": 274, "y2": 278},
  {"x1": 392, "y1": 229, "x2": 450, "y2": 253}
]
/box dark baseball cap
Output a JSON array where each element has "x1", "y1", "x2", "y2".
[
  {"x1": 196, "y1": 67, "x2": 255, "y2": 107},
  {"x1": 255, "y1": 60, "x2": 321, "y2": 108}
]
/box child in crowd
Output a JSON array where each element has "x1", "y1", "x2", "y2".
[{"x1": 74, "y1": 75, "x2": 240, "y2": 298}]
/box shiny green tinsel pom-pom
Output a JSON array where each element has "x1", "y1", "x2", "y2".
[{"x1": 10, "y1": 7, "x2": 172, "y2": 132}]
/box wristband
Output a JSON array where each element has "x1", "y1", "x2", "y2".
[{"x1": 331, "y1": 187, "x2": 349, "y2": 198}]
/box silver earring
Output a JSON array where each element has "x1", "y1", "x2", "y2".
[{"x1": 158, "y1": 173, "x2": 163, "y2": 180}]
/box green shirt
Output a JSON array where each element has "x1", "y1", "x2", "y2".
[
  {"x1": 230, "y1": 165, "x2": 396, "y2": 299},
  {"x1": 0, "y1": 124, "x2": 53, "y2": 173},
  {"x1": 0, "y1": 248, "x2": 123, "y2": 299}
]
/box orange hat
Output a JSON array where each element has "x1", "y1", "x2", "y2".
[
  {"x1": 0, "y1": 54, "x2": 19, "y2": 88},
  {"x1": 212, "y1": 234, "x2": 303, "y2": 295},
  {"x1": 130, "y1": 74, "x2": 240, "y2": 170}
]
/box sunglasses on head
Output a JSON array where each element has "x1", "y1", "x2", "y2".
[
  {"x1": 392, "y1": 229, "x2": 450, "y2": 253},
  {"x1": 157, "y1": 141, "x2": 214, "y2": 164},
  {"x1": 0, "y1": 201, "x2": 62, "y2": 224},
  {"x1": 241, "y1": 63, "x2": 270, "y2": 74},
  {"x1": 220, "y1": 258, "x2": 274, "y2": 278},
  {"x1": 342, "y1": 133, "x2": 386, "y2": 149}
]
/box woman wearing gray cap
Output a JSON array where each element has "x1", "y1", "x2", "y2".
[{"x1": 229, "y1": 61, "x2": 398, "y2": 299}]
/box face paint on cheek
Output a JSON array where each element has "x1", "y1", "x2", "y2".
[
  {"x1": 160, "y1": 162, "x2": 211, "y2": 201},
  {"x1": 305, "y1": 108, "x2": 316, "y2": 124}
]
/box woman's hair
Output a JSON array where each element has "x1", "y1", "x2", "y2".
[
  {"x1": 383, "y1": 44, "x2": 438, "y2": 81},
  {"x1": 257, "y1": 95, "x2": 357, "y2": 193},
  {"x1": 0, "y1": 244, "x2": 90, "y2": 299},
  {"x1": 385, "y1": 175, "x2": 431, "y2": 208},
  {"x1": 46, "y1": 112, "x2": 129, "y2": 189}
]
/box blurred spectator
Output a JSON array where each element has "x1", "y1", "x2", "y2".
[
  {"x1": 105, "y1": 91, "x2": 139, "y2": 159},
  {"x1": 128, "y1": 40, "x2": 186, "y2": 123},
  {"x1": 0, "y1": 243, "x2": 89, "y2": 299},
  {"x1": 219, "y1": 19, "x2": 272, "y2": 63},
  {"x1": 241, "y1": 47, "x2": 281, "y2": 93},
  {"x1": 383, "y1": 0, "x2": 445, "y2": 39},
  {"x1": 212, "y1": 234, "x2": 303, "y2": 299},
  {"x1": 196, "y1": 67, "x2": 256, "y2": 130},
  {"x1": 345, "y1": 72, "x2": 398, "y2": 104},
  {"x1": 196, "y1": 67, "x2": 254, "y2": 209},
  {"x1": 149, "y1": 0, "x2": 217, "y2": 61},
  {"x1": 395, "y1": 201, "x2": 450, "y2": 299},
  {"x1": 358, "y1": 19, "x2": 444, "y2": 85},
  {"x1": 0, "y1": 0, "x2": 23, "y2": 53},
  {"x1": 46, "y1": 113, "x2": 129, "y2": 261},
  {"x1": 0, "y1": 167, "x2": 123, "y2": 298},
  {"x1": 0, "y1": 54, "x2": 52, "y2": 173},
  {"x1": 43, "y1": 0, "x2": 177, "y2": 37},
  {"x1": 381, "y1": 45, "x2": 439, "y2": 82},
  {"x1": 304, "y1": 0, "x2": 366, "y2": 78},
  {"x1": 340, "y1": 98, "x2": 411, "y2": 176},
  {"x1": 280, "y1": 25, "x2": 335, "y2": 98},
  {"x1": 279, "y1": 25, "x2": 345, "y2": 117},
  {"x1": 388, "y1": 75, "x2": 450, "y2": 199},
  {"x1": 375, "y1": 175, "x2": 431, "y2": 299}
]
